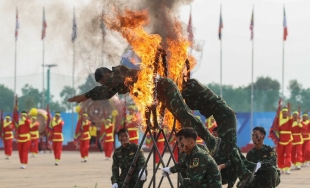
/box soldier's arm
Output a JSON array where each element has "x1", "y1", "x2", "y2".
[
  {"x1": 84, "y1": 85, "x2": 117, "y2": 101},
  {"x1": 170, "y1": 159, "x2": 187, "y2": 173},
  {"x1": 260, "y1": 147, "x2": 277, "y2": 168},
  {"x1": 111, "y1": 152, "x2": 120, "y2": 185},
  {"x1": 183, "y1": 154, "x2": 222, "y2": 188},
  {"x1": 136, "y1": 148, "x2": 147, "y2": 171}
]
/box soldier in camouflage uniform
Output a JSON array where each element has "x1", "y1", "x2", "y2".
[
  {"x1": 111, "y1": 129, "x2": 147, "y2": 188},
  {"x1": 238, "y1": 126, "x2": 280, "y2": 188},
  {"x1": 212, "y1": 127, "x2": 238, "y2": 188},
  {"x1": 67, "y1": 65, "x2": 221, "y2": 156},
  {"x1": 181, "y1": 78, "x2": 258, "y2": 188},
  {"x1": 162, "y1": 128, "x2": 222, "y2": 188}
]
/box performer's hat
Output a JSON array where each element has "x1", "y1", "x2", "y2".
[
  {"x1": 281, "y1": 107, "x2": 288, "y2": 112},
  {"x1": 128, "y1": 105, "x2": 136, "y2": 111},
  {"x1": 5, "y1": 115, "x2": 11, "y2": 119},
  {"x1": 293, "y1": 111, "x2": 299, "y2": 115},
  {"x1": 302, "y1": 112, "x2": 308, "y2": 117},
  {"x1": 82, "y1": 113, "x2": 88, "y2": 116},
  {"x1": 21, "y1": 111, "x2": 28, "y2": 116},
  {"x1": 106, "y1": 118, "x2": 111, "y2": 123},
  {"x1": 55, "y1": 112, "x2": 61, "y2": 116}
]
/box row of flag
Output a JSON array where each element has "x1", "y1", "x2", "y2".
[
  {"x1": 218, "y1": 6, "x2": 288, "y2": 41},
  {"x1": 14, "y1": 7, "x2": 107, "y2": 43},
  {"x1": 186, "y1": 6, "x2": 288, "y2": 43}
]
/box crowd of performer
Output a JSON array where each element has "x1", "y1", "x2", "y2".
[{"x1": 2, "y1": 65, "x2": 309, "y2": 188}]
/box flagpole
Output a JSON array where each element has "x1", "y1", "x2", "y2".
[
  {"x1": 72, "y1": 7, "x2": 76, "y2": 139},
  {"x1": 282, "y1": 40, "x2": 285, "y2": 97},
  {"x1": 220, "y1": 4, "x2": 223, "y2": 97},
  {"x1": 250, "y1": 5, "x2": 254, "y2": 139},
  {"x1": 42, "y1": 7, "x2": 45, "y2": 109},
  {"x1": 14, "y1": 31, "x2": 17, "y2": 105}
]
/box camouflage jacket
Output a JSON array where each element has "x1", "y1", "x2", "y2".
[
  {"x1": 246, "y1": 144, "x2": 278, "y2": 175},
  {"x1": 111, "y1": 143, "x2": 147, "y2": 185},
  {"x1": 84, "y1": 65, "x2": 138, "y2": 100},
  {"x1": 170, "y1": 144, "x2": 221, "y2": 188}
]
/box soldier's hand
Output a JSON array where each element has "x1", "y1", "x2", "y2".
[
  {"x1": 139, "y1": 169, "x2": 147, "y2": 180},
  {"x1": 161, "y1": 167, "x2": 171, "y2": 177},
  {"x1": 218, "y1": 164, "x2": 226, "y2": 171},
  {"x1": 67, "y1": 94, "x2": 87, "y2": 103},
  {"x1": 111, "y1": 183, "x2": 118, "y2": 188}
]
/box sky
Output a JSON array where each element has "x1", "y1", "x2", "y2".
[{"x1": 0, "y1": 0, "x2": 310, "y2": 98}]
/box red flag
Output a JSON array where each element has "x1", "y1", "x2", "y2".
[
  {"x1": 41, "y1": 7, "x2": 47, "y2": 40},
  {"x1": 15, "y1": 8, "x2": 19, "y2": 41},
  {"x1": 46, "y1": 104, "x2": 52, "y2": 131},
  {"x1": 250, "y1": 7, "x2": 254, "y2": 40},
  {"x1": 218, "y1": 5, "x2": 223, "y2": 40},
  {"x1": 187, "y1": 7, "x2": 194, "y2": 44},
  {"x1": 12, "y1": 95, "x2": 19, "y2": 130},
  {"x1": 283, "y1": 7, "x2": 288, "y2": 41},
  {"x1": 269, "y1": 98, "x2": 282, "y2": 145},
  {"x1": 0, "y1": 110, "x2": 3, "y2": 139}
]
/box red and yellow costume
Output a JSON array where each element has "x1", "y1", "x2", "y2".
[
  {"x1": 206, "y1": 116, "x2": 217, "y2": 133},
  {"x1": 291, "y1": 118, "x2": 304, "y2": 167},
  {"x1": 100, "y1": 119, "x2": 114, "y2": 158},
  {"x1": 50, "y1": 114, "x2": 64, "y2": 162},
  {"x1": 126, "y1": 113, "x2": 140, "y2": 145},
  {"x1": 2, "y1": 116, "x2": 14, "y2": 157},
  {"x1": 301, "y1": 114, "x2": 310, "y2": 164},
  {"x1": 75, "y1": 118, "x2": 91, "y2": 160},
  {"x1": 17, "y1": 114, "x2": 31, "y2": 165},
  {"x1": 29, "y1": 118, "x2": 40, "y2": 156},
  {"x1": 276, "y1": 111, "x2": 294, "y2": 171}
]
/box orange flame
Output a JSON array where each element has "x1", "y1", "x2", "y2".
[{"x1": 104, "y1": 9, "x2": 197, "y2": 130}]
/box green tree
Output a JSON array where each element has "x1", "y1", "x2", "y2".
[
  {"x1": 78, "y1": 74, "x2": 97, "y2": 94},
  {"x1": 18, "y1": 84, "x2": 42, "y2": 111},
  {"x1": 49, "y1": 101, "x2": 66, "y2": 112},
  {"x1": 248, "y1": 77, "x2": 280, "y2": 112},
  {"x1": 60, "y1": 86, "x2": 75, "y2": 111},
  {"x1": 0, "y1": 84, "x2": 14, "y2": 112},
  {"x1": 287, "y1": 79, "x2": 303, "y2": 111}
]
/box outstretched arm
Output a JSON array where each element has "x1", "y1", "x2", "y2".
[{"x1": 67, "y1": 85, "x2": 117, "y2": 103}]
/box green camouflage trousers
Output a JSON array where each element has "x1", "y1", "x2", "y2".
[
  {"x1": 181, "y1": 79, "x2": 255, "y2": 180},
  {"x1": 156, "y1": 78, "x2": 219, "y2": 156},
  {"x1": 242, "y1": 166, "x2": 280, "y2": 188}
]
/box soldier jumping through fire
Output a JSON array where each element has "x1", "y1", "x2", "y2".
[{"x1": 67, "y1": 65, "x2": 258, "y2": 187}]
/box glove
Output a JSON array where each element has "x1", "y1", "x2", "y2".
[
  {"x1": 161, "y1": 167, "x2": 171, "y2": 177},
  {"x1": 111, "y1": 183, "x2": 118, "y2": 188},
  {"x1": 139, "y1": 169, "x2": 146, "y2": 180},
  {"x1": 255, "y1": 162, "x2": 261, "y2": 172}
]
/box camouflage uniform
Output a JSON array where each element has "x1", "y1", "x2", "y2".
[
  {"x1": 181, "y1": 78, "x2": 256, "y2": 184},
  {"x1": 111, "y1": 143, "x2": 147, "y2": 188},
  {"x1": 84, "y1": 65, "x2": 220, "y2": 155},
  {"x1": 170, "y1": 144, "x2": 222, "y2": 188},
  {"x1": 241, "y1": 145, "x2": 280, "y2": 188}
]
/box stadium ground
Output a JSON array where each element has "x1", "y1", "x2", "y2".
[{"x1": 1, "y1": 151, "x2": 309, "y2": 188}]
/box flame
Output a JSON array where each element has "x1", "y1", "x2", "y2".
[
  {"x1": 104, "y1": 9, "x2": 197, "y2": 131},
  {"x1": 105, "y1": 9, "x2": 162, "y2": 125}
]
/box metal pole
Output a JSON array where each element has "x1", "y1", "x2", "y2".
[
  {"x1": 282, "y1": 40, "x2": 285, "y2": 97},
  {"x1": 42, "y1": 39, "x2": 45, "y2": 108},
  {"x1": 250, "y1": 29, "x2": 254, "y2": 136},
  {"x1": 14, "y1": 38, "x2": 17, "y2": 104},
  {"x1": 47, "y1": 68, "x2": 50, "y2": 105},
  {"x1": 220, "y1": 39, "x2": 223, "y2": 97},
  {"x1": 72, "y1": 40, "x2": 75, "y2": 139}
]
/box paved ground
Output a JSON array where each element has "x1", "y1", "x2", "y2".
[{"x1": 1, "y1": 151, "x2": 310, "y2": 188}]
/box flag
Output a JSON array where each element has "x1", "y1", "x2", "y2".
[
  {"x1": 187, "y1": 7, "x2": 194, "y2": 43},
  {"x1": 41, "y1": 7, "x2": 47, "y2": 40},
  {"x1": 250, "y1": 8, "x2": 254, "y2": 40},
  {"x1": 71, "y1": 9, "x2": 77, "y2": 42},
  {"x1": 12, "y1": 95, "x2": 19, "y2": 130},
  {"x1": 100, "y1": 10, "x2": 106, "y2": 40},
  {"x1": 218, "y1": 5, "x2": 223, "y2": 40},
  {"x1": 283, "y1": 7, "x2": 288, "y2": 41},
  {"x1": 0, "y1": 110, "x2": 3, "y2": 139},
  {"x1": 15, "y1": 8, "x2": 19, "y2": 41},
  {"x1": 268, "y1": 98, "x2": 282, "y2": 145},
  {"x1": 46, "y1": 104, "x2": 52, "y2": 131}
]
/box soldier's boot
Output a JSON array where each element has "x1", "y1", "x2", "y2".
[{"x1": 236, "y1": 171, "x2": 255, "y2": 188}]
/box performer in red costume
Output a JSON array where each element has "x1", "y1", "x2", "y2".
[
  {"x1": 2, "y1": 115, "x2": 14, "y2": 159},
  {"x1": 301, "y1": 112, "x2": 310, "y2": 166},
  {"x1": 75, "y1": 113, "x2": 91, "y2": 162},
  {"x1": 291, "y1": 111, "x2": 304, "y2": 170},
  {"x1": 17, "y1": 111, "x2": 31, "y2": 169},
  {"x1": 49, "y1": 112, "x2": 64, "y2": 165},
  {"x1": 126, "y1": 105, "x2": 141, "y2": 145},
  {"x1": 276, "y1": 107, "x2": 294, "y2": 174},
  {"x1": 29, "y1": 115, "x2": 40, "y2": 158},
  {"x1": 100, "y1": 118, "x2": 114, "y2": 160}
]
